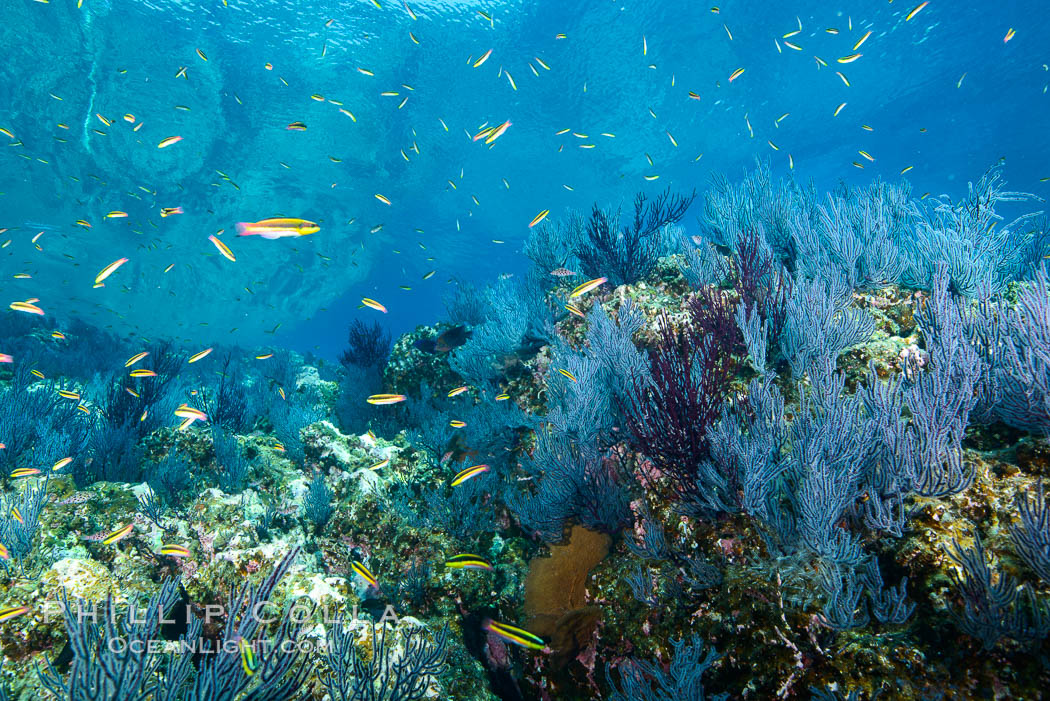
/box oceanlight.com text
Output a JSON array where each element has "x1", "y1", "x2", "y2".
[{"x1": 106, "y1": 638, "x2": 344, "y2": 655}]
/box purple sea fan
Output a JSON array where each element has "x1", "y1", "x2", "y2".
[{"x1": 623, "y1": 311, "x2": 736, "y2": 503}]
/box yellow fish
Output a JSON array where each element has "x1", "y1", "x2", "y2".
[
  {"x1": 159, "y1": 544, "x2": 191, "y2": 558},
  {"x1": 236, "y1": 219, "x2": 319, "y2": 239},
  {"x1": 906, "y1": 2, "x2": 928, "y2": 22},
  {"x1": 10, "y1": 301, "x2": 44, "y2": 315},
  {"x1": 95, "y1": 257, "x2": 128, "y2": 285},
  {"x1": 482, "y1": 619, "x2": 545, "y2": 650},
  {"x1": 238, "y1": 637, "x2": 258, "y2": 676},
  {"x1": 209, "y1": 235, "x2": 236, "y2": 262},
  {"x1": 174, "y1": 405, "x2": 208, "y2": 422},
  {"x1": 0, "y1": 606, "x2": 30, "y2": 623},
  {"x1": 361, "y1": 298, "x2": 388, "y2": 313},
  {"x1": 125, "y1": 351, "x2": 149, "y2": 367},
  {"x1": 102, "y1": 524, "x2": 133, "y2": 545},
  {"x1": 451, "y1": 464, "x2": 489, "y2": 486},
  {"x1": 570, "y1": 277, "x2": 607, "y2": 298},
  {"x1": 557, "y1": 368, "x2": 577, "y2": 382},
  {"x1": 367, "y1": 394, "x2": 406, "y2": 405},
  {"x1": 445, "y1": 554, "x2": 493, "y2": 570},
  {"x1": 528, "y1": 209, "x2": 550, "y2": 228},
  {"x1": 351, "y1": 560, "x2": 378, "y2": 587},
  {"x1": 187, "y1": 348, "x2": 212, "y2": 363}
]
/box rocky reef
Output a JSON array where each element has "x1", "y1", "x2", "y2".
[{"x1": 2, "y1": 167, "x2": 1050, "y2": 700}]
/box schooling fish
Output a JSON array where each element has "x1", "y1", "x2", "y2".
[
  {"x1": 236, "y1": 219, "x2": 320, "y2": 239},
  {"x1": 10, "y1": 301, "x2": 44, "y2": 315}
]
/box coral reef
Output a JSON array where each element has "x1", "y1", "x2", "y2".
[{"x1": 2, "y1": 165, "x2": 1050, "y2": 700}]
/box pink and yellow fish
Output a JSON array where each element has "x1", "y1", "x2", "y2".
[{"x1": 236, "y1": 218, "x2": 320, "y2": 239}]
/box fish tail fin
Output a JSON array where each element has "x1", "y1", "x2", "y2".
[{"x1": 235, "y1": 222, "x2": 252, "y2": 236}]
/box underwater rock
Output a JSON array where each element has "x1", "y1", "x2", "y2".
[
  {"x1": 384, "y1": 323, "x2": 468, "y2": 399},
  {"x1": 414, "y1": 324, "x2": 473, "y2": 354},
  {"x1": 42, "y1": 557, "x2": 118, "y2": 602}
]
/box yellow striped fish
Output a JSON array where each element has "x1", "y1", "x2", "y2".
[
  {"x1": 451, "y1": 464, "x2": 489, "y2": 486},
  {"x1": 351, "y1": 560, "x2": 378, "y2": 587},
  {"x1": 102, "y1": 524, "x2": 133, "y2": 545},
  {"x1": 482, "y1": 619, "x2": 545, "y2": 650},
  {"x1": 445, "y1": 554, "x2": 493, "y2": 570}
]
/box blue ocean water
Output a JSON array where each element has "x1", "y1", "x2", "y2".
[
  {"x1": 2, "y1": 0, "x2": 1047, "y2": 355},
  {"x1": 4, "y1": 2, "x2": 1050, "y2": 700}
]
